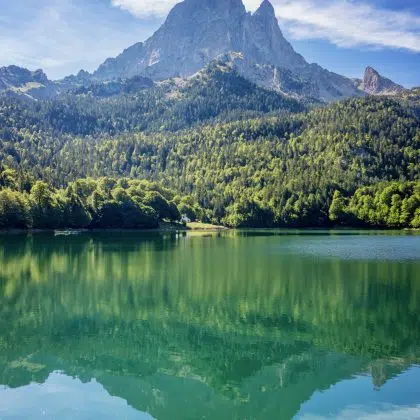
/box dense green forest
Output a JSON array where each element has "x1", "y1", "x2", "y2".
[
  {"x1": 0, "y1": 170, "x2": 204, "y2": 229},
  {"x1": 0, "y1": 74, "x2": 419, "y2": 230},
  {"x1": 1, "y1": 169, "x2": 418, "y2": 229},
  {"x1": 330, "y1": 182, "x2": 420, "y2": 228}
]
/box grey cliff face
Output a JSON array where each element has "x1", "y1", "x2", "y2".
[
  {"x1": 242, "y1": 0, "x2": 306, "y2": 70},
  {"x1": 94, "y1": 0, "x2": 306, "y2": 81},
  {"x1": 95, "y1": 0, "x2": 246, "y2": 81}
]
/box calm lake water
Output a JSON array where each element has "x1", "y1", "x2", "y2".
[{"x1": 0, "y1": 230, "x2": 419, "y2": 419}]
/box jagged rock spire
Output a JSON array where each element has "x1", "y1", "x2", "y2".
[
  {"x1": 255, "y1": 0, "x2": 276, "y2": 17},
  {"x1": 361, "y1": 66, "x2": 406, "y2": 96}
]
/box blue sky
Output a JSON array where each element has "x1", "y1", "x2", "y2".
[{"x1": 0, "y1": 0, "x2": 419, "y2": 86}]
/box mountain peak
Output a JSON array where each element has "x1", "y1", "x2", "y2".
[
  {"x1": 0, "y1": 65, "x2": 58, "y2": 100},
  {"x1": 32, "y1": 69, "x2": 49, "y2": 84},
  {"x1": 361, "y1": 66, "x2": 406, "y2": 96},
  {"x1": 255, "y1": 0, "x2": 275, "y2": 17},
  {"x1": 93, "y1": 0, "x2": 362, "y2": 102},
  {"x1": 365, "y1": 66, "x2": 379, "y2": 78},
  {"x1": 166, "y1": 0, "x2": 246, "y2": 23},
  {"x1": 0, "y1": 65, "x2": 47, "y2": 85}
]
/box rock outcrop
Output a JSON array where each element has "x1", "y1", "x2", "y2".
[
  {"x1": 0, "y1": 65, "x2": 59, "y2": 100},
  {"x1": 358, "y1": 66, "x2": 407, "y2": 96}
]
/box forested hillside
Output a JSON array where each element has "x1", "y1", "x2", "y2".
[
  {"x1": 0, "y1": 88, "x2": 419, "y2": 229},
  {"x1": 0, "y1": 63, "x2": 304, "y2": 138}
]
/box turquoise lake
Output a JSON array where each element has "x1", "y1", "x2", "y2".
[{"x1": 0, "y1": 230, "x2": 419, "y2": 419}]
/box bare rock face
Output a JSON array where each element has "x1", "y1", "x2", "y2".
[
  {"x1": 93, "y1": 0, "x2": 308, "y2": 79},
  {"x1": 93, "y1": 0, "x2": 363, "y2": 102},
  {"x1": 241, "y1": 0, "x2": 307, "y2": 71},
  {"x1": 359, "y1": 66, "x2": 406, "y2": 96},
  {"x1": 0, "y1": 66, "x2": 59, "y2": 100},
  {"x1": 95, "y1": 0, "x2": 248, "y2": 81}
]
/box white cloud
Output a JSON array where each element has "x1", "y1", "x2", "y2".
[
  {"x1": 274, "y1": 0, "x2": 420, "y2": 53},
  {"x1": 111, "y1": 0, "x2": 178, "y2": 18}
]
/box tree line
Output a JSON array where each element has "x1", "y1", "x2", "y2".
[
  {"x1": 330, "y1": 181, "x2": 420, "y2": 228},
  {"x1": 1, "y1": 166, "x2": 418, "y2": 229},
  {"x1": 0, "y1": 168, "x2": 205, "y2": 229}
]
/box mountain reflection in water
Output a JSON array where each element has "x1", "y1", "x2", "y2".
[{"x1": 0, "y1": 230, "x2": 419, "y2": 419}]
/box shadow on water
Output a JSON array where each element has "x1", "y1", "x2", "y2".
[{"x1": 0, "y1": 230, "x2": 419, "y2": 419}]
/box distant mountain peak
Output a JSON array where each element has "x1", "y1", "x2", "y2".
[
  {"x1": 77, "y1": 69, "x2": 90, "y2": 78},
  {"x1": 255, "y1": 0, "x2": 275, "y2": 17},
  {"x1": 32, "y1": 69, "x2": 49, "y2": 84},
  {"x1": 0, "y1": 65, "x2": 58, "y2": 100},
  {"x1": 360, "y1": 66, "x2": 406, "y2": 96},
  {"x1": 365, "y1": 66, "x2": 377, "y2": 74}
]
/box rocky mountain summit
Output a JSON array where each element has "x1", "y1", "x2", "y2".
[
  {"x1": 357, "y1": 66, "x2": 407, "y2": 96},
  {"x1": 92, "y1": 0, "x2": 362, "y2": 102},
  {"x1": 57, "y1": 69, "x2": 94, "y2": 92},
  {"x1": 0, "y1": 65, "x2": 59, "y2": 100}
]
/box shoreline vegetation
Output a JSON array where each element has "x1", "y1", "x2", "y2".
[
  {"x1": 0, "y1": 223, "x2": 228, "y2": 235},
  {"x1": 1, "y1": 226, "x2": 419, "y2": 236},
  {"x1": 0, "y1": 168, "x2": 419, "y2": 231},
  {"x1": 0, "y1": 230, "x2": 418, "y2": 239},
  {"x1": 0, "y1": 222, "x2": 228, "y2": 235}
]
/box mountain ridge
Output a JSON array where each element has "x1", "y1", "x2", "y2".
[
  {"x1": 0, "y1": 0, "x2": 411, "y2": 103},
  {"x1": 91, "y1": 0, "x2": 362, "y2": 102}
]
